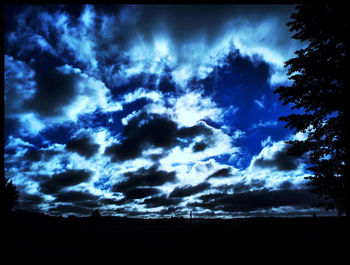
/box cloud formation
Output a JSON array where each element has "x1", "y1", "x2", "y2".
[
  {"x1": 4, "y1": 5, "x2": 327, "y2": 218},
  {"x1": 66, "y1": 136, "x2": 100, "y2": 158},
  {"x1": 112, "y1": 165, "x2": 177, "y2": 193},
  {"x1": 190, "y1": 189, "x2": 318, "y2": 213},
  {"x1": 250, "y1": 141, "x2": 303, "y2": 171},
  {"x1": 169, "y1": 182, "x2": 211, "y2": 198},
  {"x1": 105, "y1": 111, "x2": 215, "y2": 162},
  {"x1": 38, "y1": 169, "x2": 92, "y2": 194}
]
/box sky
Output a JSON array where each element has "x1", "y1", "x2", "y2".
[{"x1": 4, "y1": 4, "x2": 335, "y2": 218}]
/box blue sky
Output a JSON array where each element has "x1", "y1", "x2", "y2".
[{"x1": 4, "y1": 4, "x2": 334, "y2": 218}]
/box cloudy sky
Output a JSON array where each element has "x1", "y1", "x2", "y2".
[{"x1": 4, "y1": 4, "x2": 333, "y2": 218}]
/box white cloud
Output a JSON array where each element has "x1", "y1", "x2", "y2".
[
  {"x1": 122, "y1": 87, "x2": 162, "y2": 104},
  {"x1": 170, "y1": 90, "x2": 223, "y2": 127},
  {"x1": 254, "y1": 99, "x2": 265, "y2": 109},
  {"x1": 5, "y1": 135, "x2": 34, "y2": 150},
  {"x1": 16, "y1": 113, "x2": 46, "y2": 136},
  {"x1": 254, "y1": 94, "x2": 265, "y2": 109},
  {"x1": 247, "y1": 139, "x2": 310, "y2": 189},
  {"x1": 251, "y1": 120, "x2": 278, "y2": 129},
  {"x1": 261, "y1": 136, "x2": 273, "y2": 147},
  {"x1": 160, "y1": 123, "x2": 238, "y2": 179}
]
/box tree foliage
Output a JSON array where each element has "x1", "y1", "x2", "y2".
[
  {"x1": 1, "y1": 175, "x2": 19, "y2": 213},
  {"x1": 274, "y1": 4, "x2": 348, "y2": 215}
]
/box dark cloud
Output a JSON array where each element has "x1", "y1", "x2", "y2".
[
  {"x1": 112, "y1": 165, "x2": 177, "y2": 193},
  {"x1": 16, "y1": 184, "x2": 100, "y2": 216},
  {"x1": 207, "y1": 168, "x2": 231, "y2": 179},
  {"x1": 123, "y1": 187, "x2": 161, "y2": 199},
  {"x1": 16, "y1": 192, "x2": 44, "y2": 212},
  {"x1": 232, "y1": 181, "x2": 251, "y2": 193},
  {"x1": 190, "y1": 189, "x2": 319, "y2": 212},
  {"x1": 66, "y1": 136, "x2": 99, "y2": 158},
  {"x1": 22, "y1": 149, "x2": 41, "y2": 162},
  {"x1": 278, "y1": 180, "x2": 294, "y2": 190},
  {"x1": 23, "y1": 67, "x2": 80, "y2": 117},
  {"x1": 250, "y1": 178, "x2": 266, "y2": 189},
  {"x1": 99, "y1": 198, "x2": 120, "y2": 205},
  {"x1": 253, "y1": 145, "x2": 301, "y2": 171},
  {"x1": 105, "y1": 112, "x2": 178, "y2": 161},
  {"x1": 156, "y1": 206, "x2": 183, "y2": 215},
  {"x1": 104, "y1": 5, "x2": 295, "y2": 53},
  {"x1": 232, "y1": 178, "x2": 266, "y2": 193},
  {"x1": 213, "y1": 178, "x2": 266, "y2": 194},
  {"x1": 114, "y1": 207, "x2": 150, "y2": 217},
  {"x1": 39, "y1": 169, "x2": 92, "y2": 194},
  {"x1": 105, "y1": 112, "x2": 214, "y2": 162},
  {"x1": 22, "y1": 148, "x2": 60, "y2": 162},
  {"x1": 54, "y1": 190, "x2": 99, "y2": 203},
  {"x1": 169, "y1": 182, "x2": 211, "y2": 198},
  {"x1": 142, "y1": 195, "x2": 182, "y2": 208},
  {"x1": 192, "y1": 141, "x2": 209, "y2": 152},
  {"x1": 49, "y1": 204, "x2": 95, "y2": 216},
  {"x1": 157, "y1": 69, "x2": 176, "y2": 93}
]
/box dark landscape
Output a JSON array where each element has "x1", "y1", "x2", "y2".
[{"x1": 5, "y1": 211, "x2": 348, "y2": 263}]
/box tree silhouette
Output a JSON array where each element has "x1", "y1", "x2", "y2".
[
  {"x1": 274, "y1": 4, "x2": 349, "y2": 216},
  {"x1": 1, "y1": 175, "x2": 19, "y2": 214}
]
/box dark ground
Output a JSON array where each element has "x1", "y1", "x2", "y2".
[{"x1": 5, "y1": 211, "x2": 349, "y2": 263}]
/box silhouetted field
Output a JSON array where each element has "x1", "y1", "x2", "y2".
[{"x1": 5, "y1": 211, "x2": 348, "y2": 263}]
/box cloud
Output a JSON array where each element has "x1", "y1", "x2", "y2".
[
  {"x1": 4, "y1": 5, "x2": 319, "y2": 218},
  {"x1": 254, "y1": 100, "x2": 264, "y2": 109},
  {"x1": 261, "y1": 136, "x2": 273, "y2": 147},
  {"x1": 113, "y1": 5, "x2": 302, "y2": 86},
  {"x1": 207, "y1": 168, "x2": 231, "y2": 179},
  {"x1": 4, "y1": 55, "x2": 36, "y2": 115},
  {"x1": 157, "y1": 69, "x2": 177, "y2": 93},
  {"x1": 251, "y1": 142, "x2": 301, "y2": 171},
  {"x1": 53, "y1": 190, "x2": 99, "y2": 202},
  {"x1": 5, "y1": 58, "x2": 122, "y2": 136},
  {"x1": 191, "y1": 189, "x2": 319, "y2": 212},
  {"x1": 22, "y1": 148, "x2": 61, "y2": 162},
  {"x1": 231, "y1": 178, "x2": 266, "y2": 193},
  {"x1": 105, "y1": 112, "x2": 178, "y2": 161},
  {"x1": 169, "y1": 182, "x2": 211, "y2": 198},
  {"x1": 39, "y1": 169, "x2": 92, "y2": 194},
  {"x1": 48, "y1": 204, "x2": 96, "y2": 216},
  {"x1": 6, "y1": 5, "x2": 303, "y2": 93},
  {"x1": 250, "y1": 120, "x2": 278, "y2": 130},
  {"x1": 192, "y1": 141, "x2": 209, "y2": 152},
  {"x1": 142, "y1": 195, "x2": 182, "y2": 208},
  {"x1": 16, "y1": 192, "x2": 44, "y2": 212},
  {"x1": 170, "y1": 91, "x2": 224, "y2": 127},
  {"x1": 123, "y1": 187, "x2": 161, "y2": 200},
  {"x1": 66, "y1": 136, "x2": 100, "y2": 158},
  {"x1": 105, "y1": 111, "x2": 216, "y2": 162},
  {"x1": 23, "y1": 66, "x2": 80, "y2": 117},
  {"x1": 112, "y1": 165, "x2": 177, "y2": 193},
  {"x1": 241, "y1": 138, "x2": 311, "y2": 192}
]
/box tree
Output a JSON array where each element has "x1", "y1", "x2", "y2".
[
  {"x1": 274, "y1": 4, "x2": 348, "y2": 216},
  {"x1": 1, "y1": 175, "x2": 19, "y2": 214}
]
